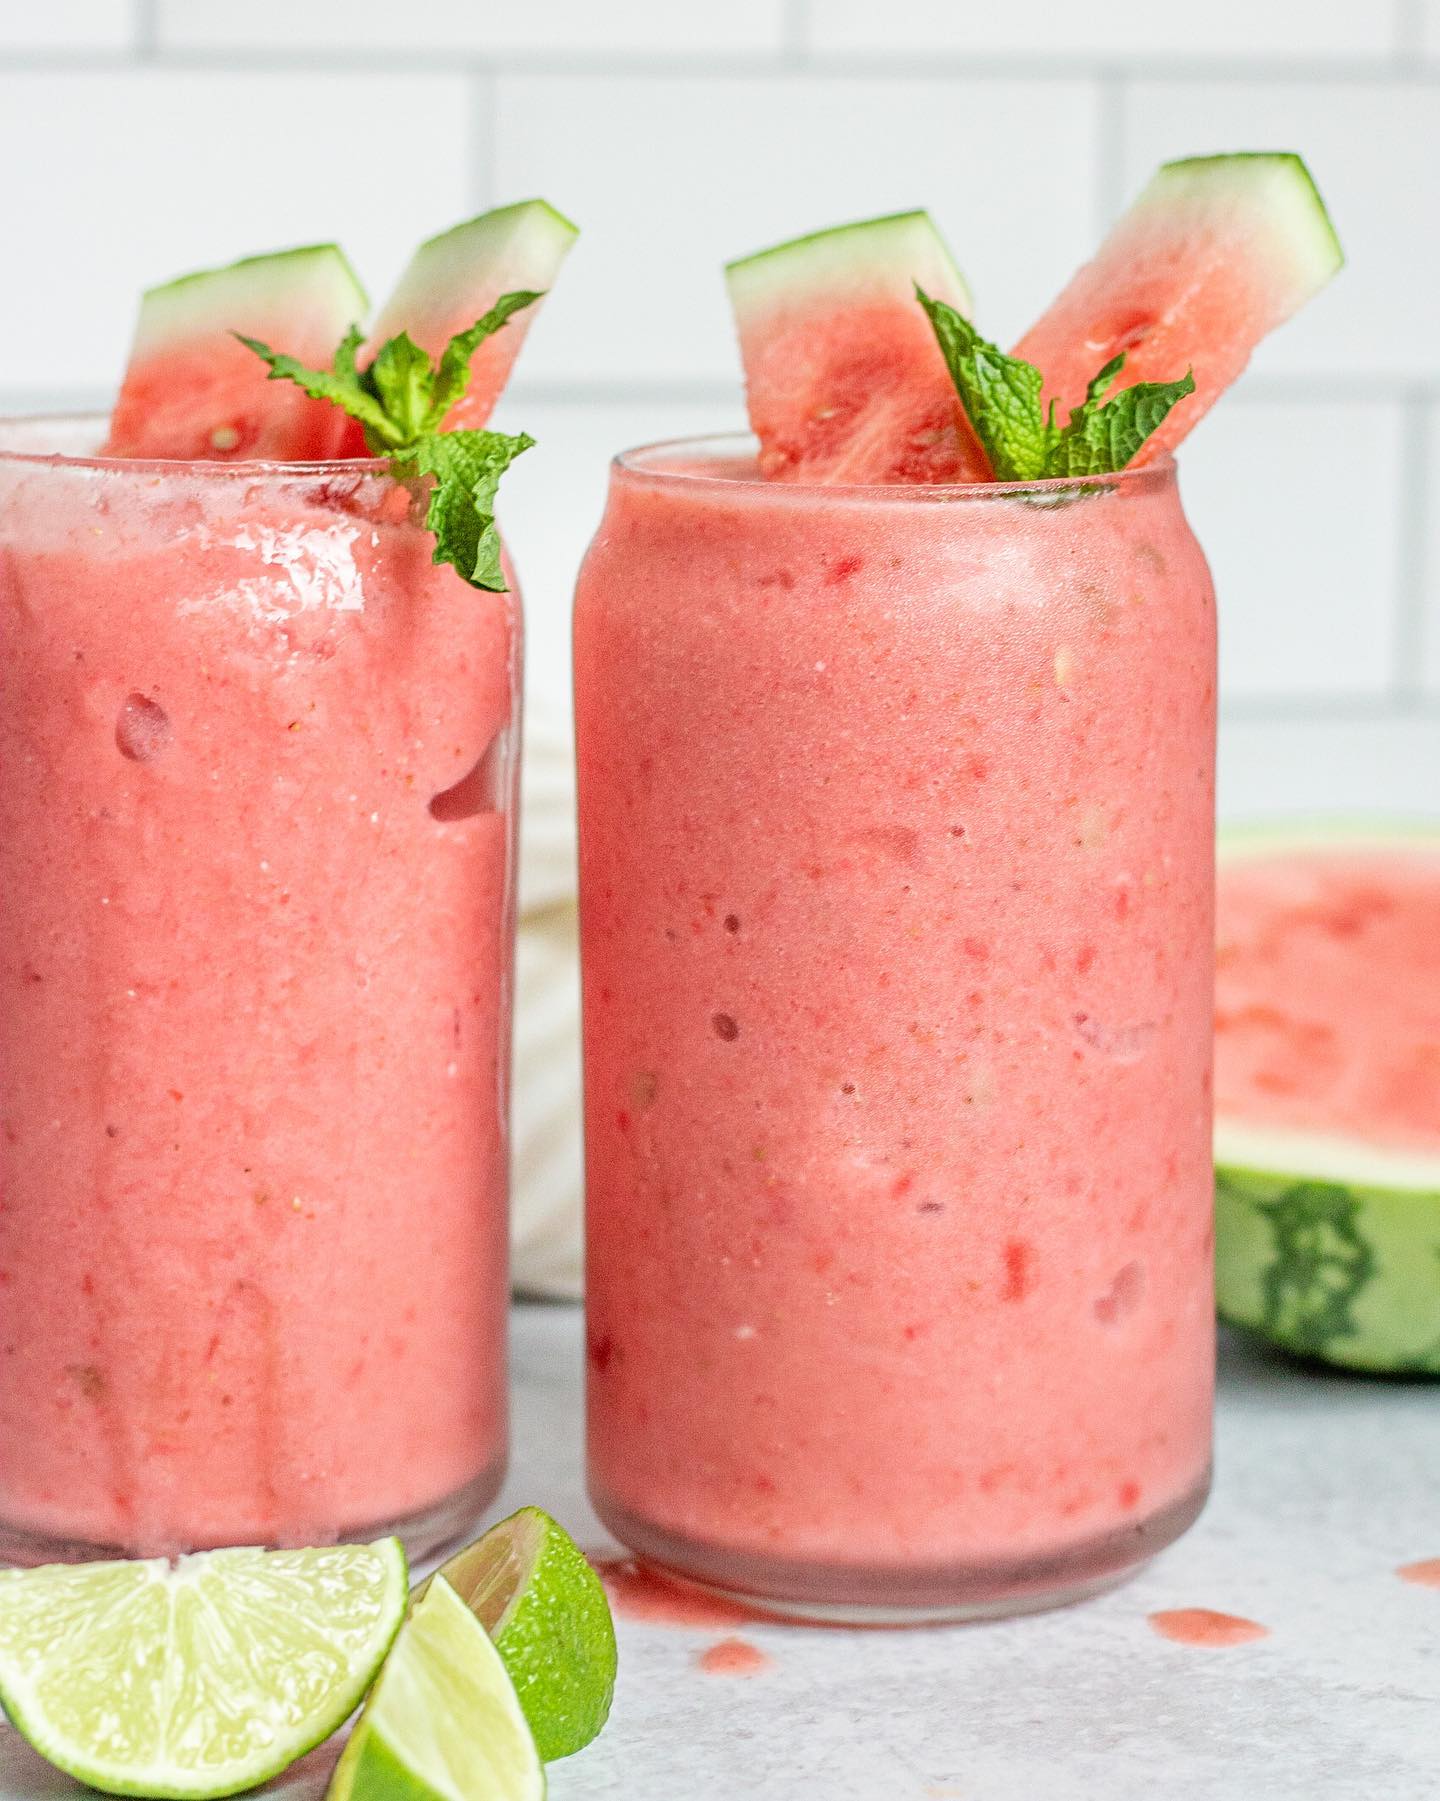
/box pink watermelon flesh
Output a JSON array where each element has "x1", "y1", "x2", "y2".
[
  {"x1": 1216, "y1": 840, "x2": 1440, "y2": 1155},
  {"x1": 1014, "y1": 153, "x2": 1342, "y2": 463},
  {"x1": 726, "y1": 211, "x2": 991, "y2": 485},
  {"x1": 105, "y1": 244, "x2": 367, "y2": 461},
  {"x1": 356, "y1": 199, "x2": 579, "y2": 444}
]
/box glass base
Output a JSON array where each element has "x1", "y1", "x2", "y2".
[
  {"x1": 592, "y1": 1464, "x2": 1211, "y2": 1626},
  {"x1": 0, "y1": 1453, "x2": 506, "y2": 1571}
]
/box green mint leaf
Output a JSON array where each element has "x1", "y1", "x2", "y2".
[
  {"x1": 332, "y1": 322, "x2": 366, "y2": 386},
  {"x1": 237, "y1": 298, "x2": 547, "y2": 592},
  {"x1": 234, "y1": 329, "x2": 392, "y2": 442},
  {"x1": 409, "y1": 429, "x2": 534, "y2": 591},
  {"x1": 916, "y1": 287, "x2": 1049, "y2": 481},
  {"x1": 427, "y1": 291, "x2": 541, "y2": 428},
  {"x1": 917, "y1": 293, "x2": 1195, "y2": 481},
  {"x1": 366, "y1": 331, "x2": 436, "y2": 445},
  {"x1": 1085, "y1": 353, "x2": 1126, "y2": 407},
  {"x1": 1043, "y1": 365, "x2": 1196, "y2": 478}
]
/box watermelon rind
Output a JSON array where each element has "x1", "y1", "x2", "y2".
[
  {"x1": 130, "y1": 243, "x2": 368, "y2": 361},
  {"x1": 1144, "y1": 152, "x2": 1344, "y2": 295},
  {"x1": 724, "y1": 210, "x2": 986, "y2": 483},
  {"x1": 1215, "y1": 820, "x2": 1440, "y2": 1376},
  {"x1": 725, "y1": 209, "x2": 972, "y2": 320},
  {"x1": 366, "y1": 199, "x2": 578, "y2": 432},
  {"x1": 1014, "y1": 149, "x2": 1342, "y2": 464},
  {"x1": 372, "y1": 199, "x2": 578, "y2": 340},
  {"x1": 107, "y1": 243, "x2": 370, "y2": 460}
]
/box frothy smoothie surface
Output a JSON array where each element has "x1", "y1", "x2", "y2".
[
  {"x1": 1216, "y1": 844, "x2": 1440, "y2": 1154},
  {"x1": 0, "y1": 443, "x2": 517, "y2": 1553},
  {"x1": 576, "y1": 448, "x2": 1216, "y2": 1599}
]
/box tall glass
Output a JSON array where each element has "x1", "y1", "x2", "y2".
[
  {"x1": 0, "y1": 418, "x2": 518, "y2": 1562},
  {"x1": 575, "y1": 436, "x2": 1216, "y2": 1621}
]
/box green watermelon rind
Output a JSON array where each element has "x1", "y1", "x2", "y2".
[
  {"x1": 371, "y1": 199, "x2": 579, "y2": 342},
  {"x1": 1215, "y1": 819, "x2": 1440, "y2": 1376},
  {"x1": 131, "y1": 243, "x2": 369, "y2": 358},
  {"x1": 1147, "y1": 152, "x2": 1343, "y2": 292},
  {"x1": 724, "y1": 209, "x2": 972, "y2": 318}
]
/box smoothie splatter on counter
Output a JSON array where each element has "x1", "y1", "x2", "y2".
[
  {"x1": 696, "y1": 1638, "x2": 773, "y2": 1676},
  {"x1": 591, "y1": 1556, "x2": 765, "y2": 1628},
  {"x1": 1149, "y1": 1608, "x2": 1270, "y2": 1648}
]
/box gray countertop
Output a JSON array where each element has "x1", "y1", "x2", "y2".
[{"x1": 3, "y1": 1304, "x2": 1437, "y2": 1801}]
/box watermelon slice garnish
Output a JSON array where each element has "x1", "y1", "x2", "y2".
[
  {"x1": 105, "y1": 244, "x2": 368, "y2": 461},
  {"x1": 726, "y1": 210, "x2": 989, "y2": 484},
  {"x1": 1014, "y1": 153, "x2": 1343, "y2": 462},
  {"x1": 365, "y1": 199, "x2": 578, "y2": 433}
]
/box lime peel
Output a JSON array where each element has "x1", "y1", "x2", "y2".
[{"x1": 425, "y1": 1507, "x2": 616, "y2": 1762}]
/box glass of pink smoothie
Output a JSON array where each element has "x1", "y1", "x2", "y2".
[
  {"x1": 575, "y1": 435, "x2": 1216, "y2": 1621},
  {"x1": 0, "y1": 417, "x2": 517, "y2": 1562}
]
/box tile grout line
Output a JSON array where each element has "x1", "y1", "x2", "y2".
[
  {"x1": 1095, "y1": 68, "x2": 1127, "y2": 223},
  {"x1": 1390, "y1": 390, "x2": 1433, "y2": 700},
  {"x1": 1, "y1": 378, "x2": 1434, "y2": 410},
  {"x1": 133, "y1": 0, "x2": 158, "y2": 59},
  {"x1": 0, "y1": 47, "x2": 1434, "y2": 82},
  {"x1": 468, "y1": 67, "x2": 498, "y2": 213},
  {"x1": 780, "y1": 0, "x2": 810, "y2": 65},
  {"x1": 1220, "y1": 693, "x2": 1440, "y2": 725}
]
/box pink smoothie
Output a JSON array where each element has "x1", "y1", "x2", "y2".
[
  {"x1": 575, "y1": 440, "x2": 1216, "y2": 1612},
  {"x1": 0, "y1": 422, "x2": 516, "y2": 1557}
]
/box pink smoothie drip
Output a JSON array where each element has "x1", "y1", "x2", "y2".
[
  {"x1": 577, "y1": 454, "x2": 1216, "y2": 1581},
  {"x1": 592, "y1": 1556, "x2": 765, "y2": 1627},
  {"x1": 696, "y1": 1637, "x2": 772, "y2": 1675},
  {"x1": 1216, "y1": 847, "x2": 1440, "y2": 1153},
  {"x1": 1148, "y1": 1608, "x2": 1269, "y2": 1648},
  {"x1": 0, "y1": 455, "x2": 517, "y2": 1553}
]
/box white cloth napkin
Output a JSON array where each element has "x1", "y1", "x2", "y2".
[{"x1": 510, "y1": 701, "x2": 584, "y2": 1298}]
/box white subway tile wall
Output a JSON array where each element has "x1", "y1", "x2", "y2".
[
  {"x1": 492, "y1": 73, "x2": 1102, "y2": 381},
  {"x1": 155, "y1": 0, "x2": 789, "y2": 57},
  {"x1": 0, "y1": 0, "x2": 133, "y2": 50},
  {"x1": 807, "y1": 2, "x2": 1401, "y2": 63},
  {"x1": 0, "y1": 5, "x2": 1434, "y2": 821}
]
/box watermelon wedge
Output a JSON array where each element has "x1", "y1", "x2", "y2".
[
  {"x1": 725, "y1": 210, "x2": 990, "y2": 484},
  {"x1": 1214, "y1": 823, "x2": 1440, "y2": 1375},
  {"x1": 105, "y1": 244, "x2": 368, "y2": 460},
  {"x1": 366, "y1": 199, "x2": 578, "y2": 432},
  {"x1": 1014, "y1": 153, "x2": 1343, "y2": 461}
]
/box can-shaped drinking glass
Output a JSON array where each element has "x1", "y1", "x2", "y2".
[
  {"x1": 575, "y1": 435, "x2": 1215, "y2": 1621},
  {"x1": 0, "y1": 418, "x2": 518, "y2": 1562}
]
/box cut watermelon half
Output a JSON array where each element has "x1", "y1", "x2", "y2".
[
  {"x1": 105, "y1": 244, "x2": 368, "y2": 461},
  {"x1": 726, "y1": 210, "x2": 990, "y2": 484},
  {"x1": 1214, "y1": 822, "x2": 1440, "y2": 1375},
  {"x1": 365, "y1": 199, "x2": 578, "y2": 432},
  {"x1": 1014, "y1": 153, "x2": 1343, "y2": 461}
]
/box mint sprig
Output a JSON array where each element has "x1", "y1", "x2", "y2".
[
  {"x1": 916, "y1": 288, "x2": 1195, "y2": 482},
  {"x1": 237, "y1": 290, "x2": 541, "y2": 591}
]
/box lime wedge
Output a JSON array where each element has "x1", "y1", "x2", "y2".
[
  {"x1": 328, "y1": 1577, "x2": 543, "y2": 1801},
  {"x1": 423, "y1": 1507, "x2": 616, "y2": 1762},
  {"x1": 0, "y1": 1540, "x2": 408, "y2": 1799}
]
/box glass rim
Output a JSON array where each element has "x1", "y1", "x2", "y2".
[
  {"x1": 0, "y1": 411, "x2": 389, "y2": 478},
  {"x1": 613, "y1": 431, "x2": 1177, "y2": 501}
]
